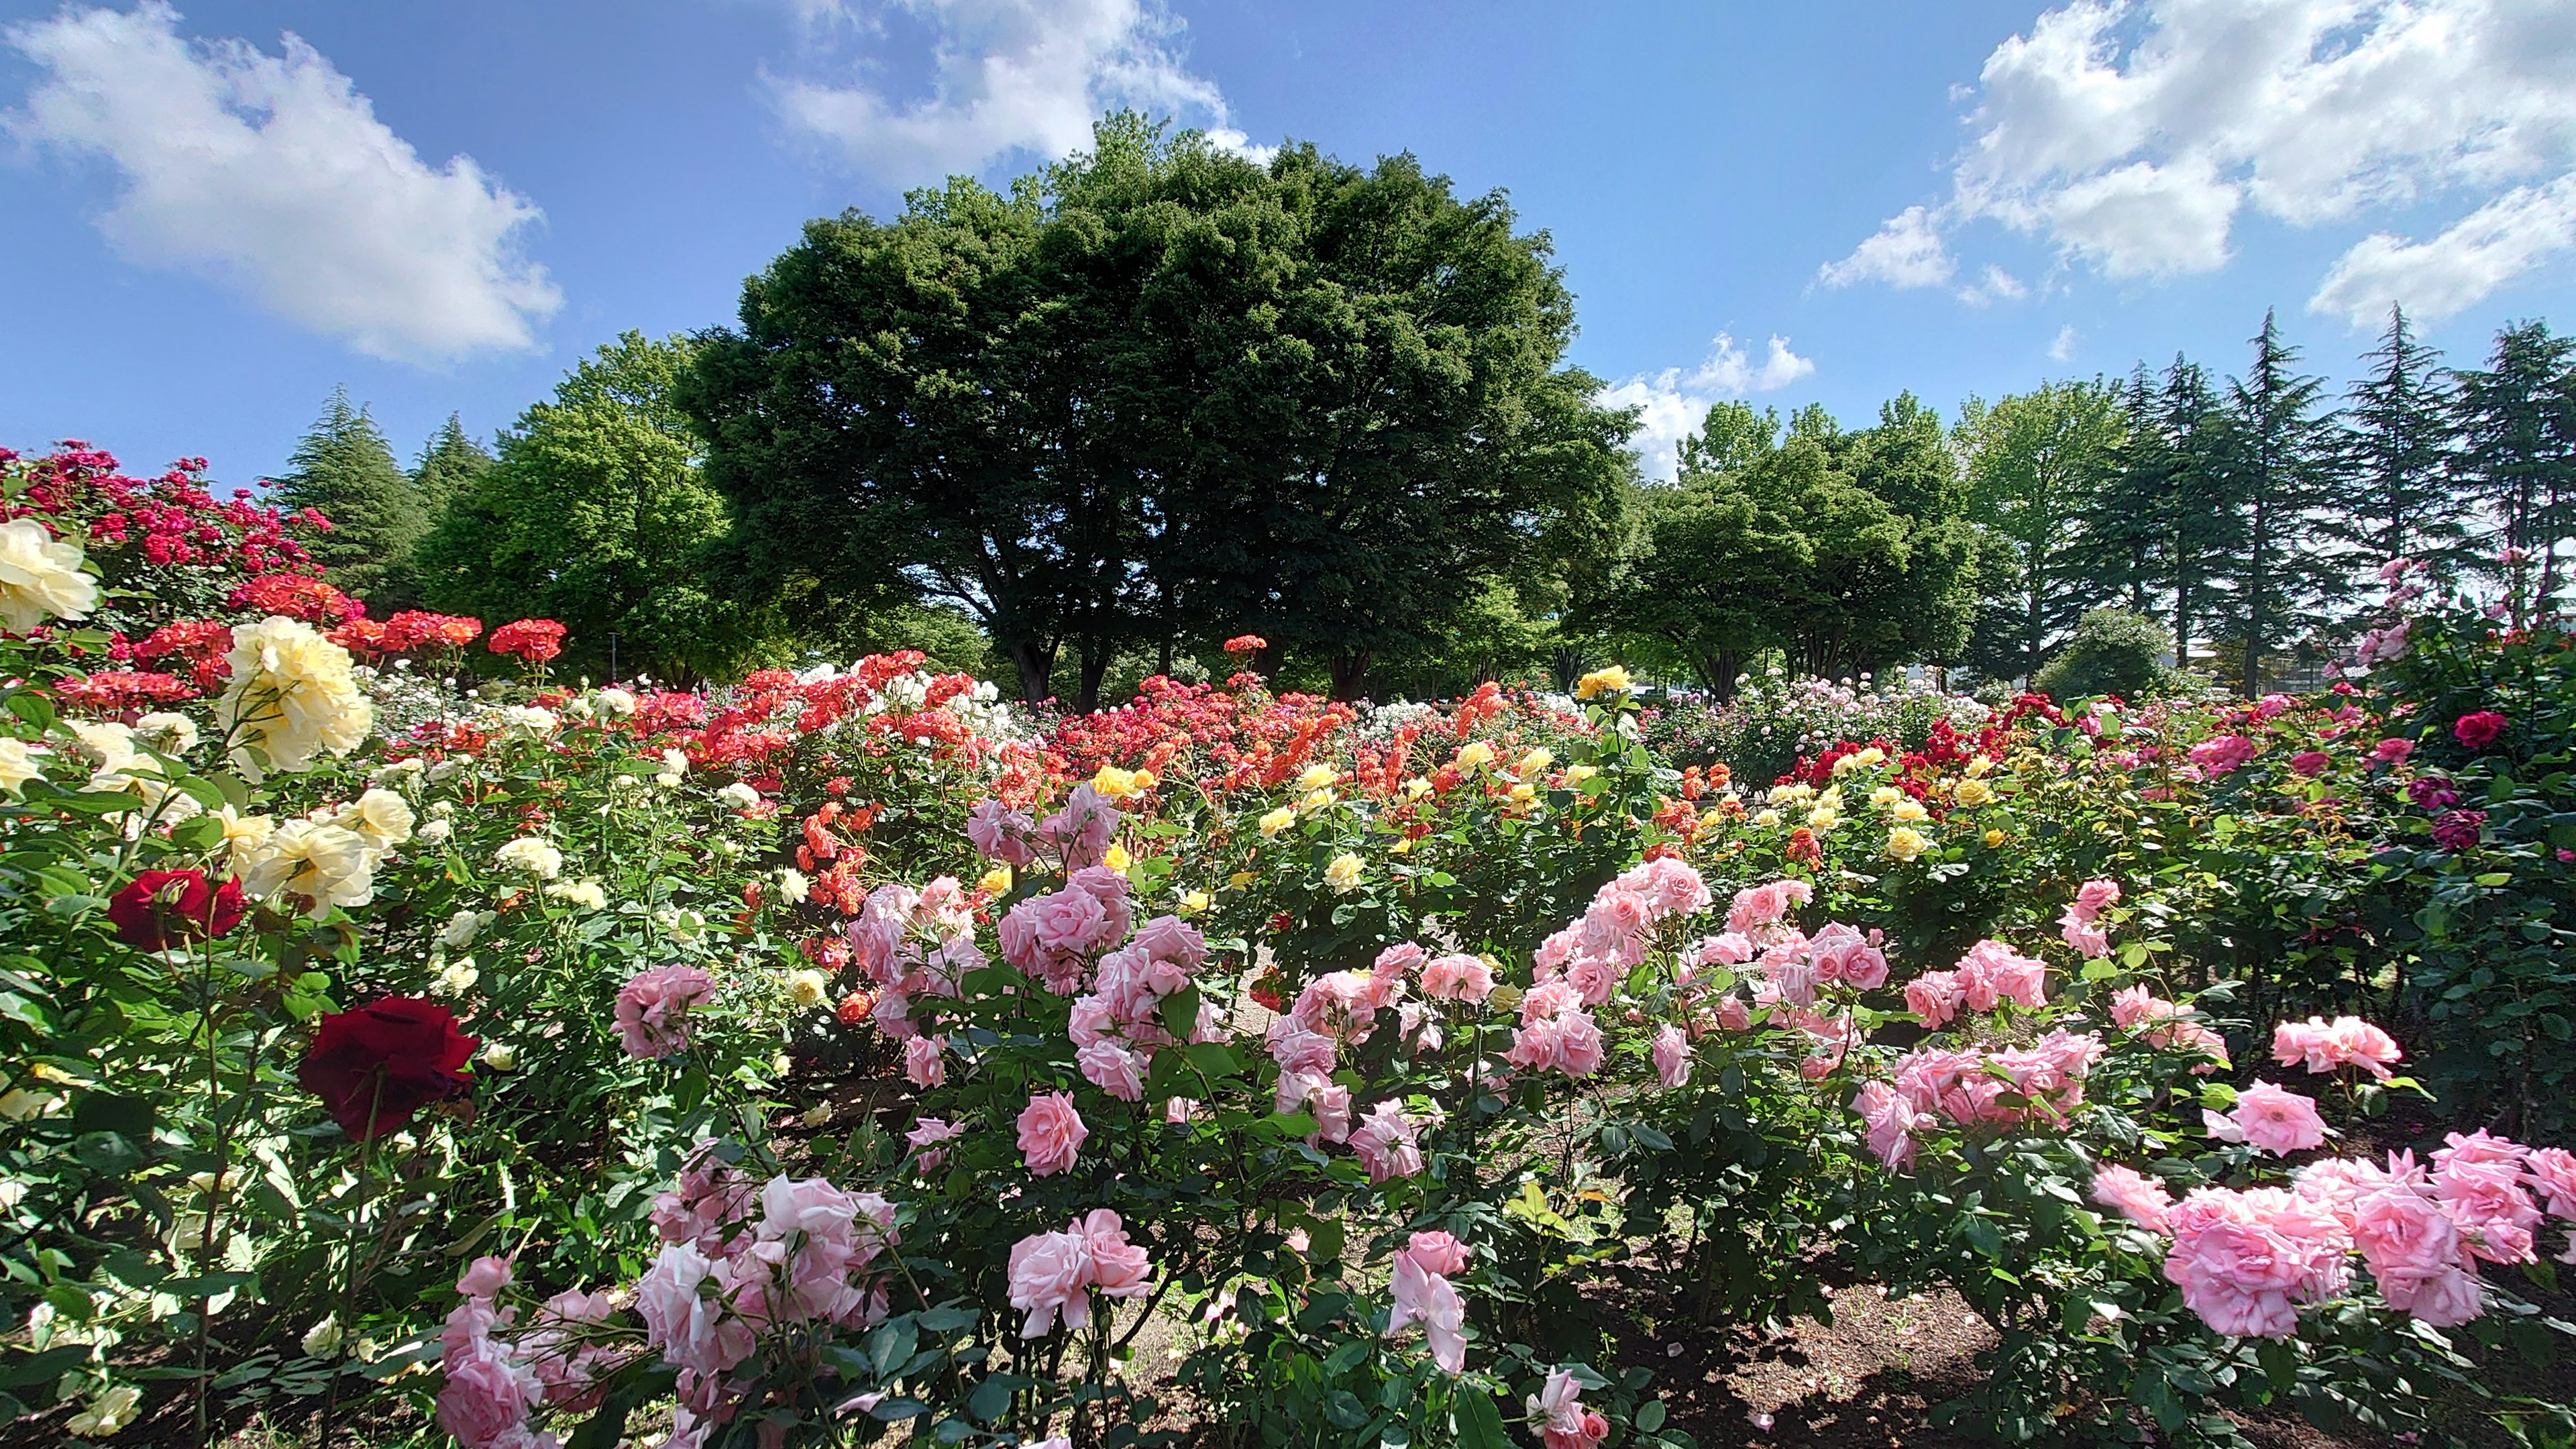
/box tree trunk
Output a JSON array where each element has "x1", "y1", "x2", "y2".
[
  {"x1": 1253, "y1": 641, "x2": 1284, "y2": 681},
  {"x1": 1077, "y1": 643, "x2": 1112, "y2": 714},
  {"x1": 1328, "y1": 651, "x2": 1372, "y2": 702},
  {"x1": 1010, "y1": 638, "x2": 1057, "y2": 706}
]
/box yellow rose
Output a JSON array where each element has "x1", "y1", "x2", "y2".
[
  {"x1": 1324, "y1": 853, "x2": 1364, "y2": 893},
  {"x1": 1983, "y1": 827, "x2": 2006, "y2": 848},
  {"x1": 1509, "y1": 782, "x2": 1536, "y2": 804},
  {"x1": 1387, "y1": 836, "x2": 1413, "y2": 855},
  {"x1": 1228, "y1": 870, "x2": 1256, "y2": 890},
  {"x1": 786, "y1": 969, "x2": 830, "y2": 1008},
  {"x1": 1869, "y1": 785, "x2": 1902, "y2": 808},
  {"x1": 1091, "y1": 764, "x2": 1149, "y2": 800},
  {"x1": 244, "y1": 820, "x2": 378, "y2": 917},
  {"x1": 1104, "y1": 841, "x2": 1133, "y2": 871},
  {"x1": 1299, "y1": 788, "x2": 1336, "y2": 811},
  {"x1": 1258, "y1": 806, "x2": 1296, "y2": 837},
  {"x1": 1806, "y1": 804, "x2": 1839, "y2": 830},
  {"x1": 1886, "y1": 825, "x2": 1929, "y2": 862},
  {"x1": 1854, "y1": 747, "x2": 1886, "y2": 768},
  {"x1": 0, "y1": 518, "x2": 99, "y2": 633},
  {"x1": 215, "y1": 617, "x2": 373, "y2": 777},
  {"x1": 1966, "y1": 753, "x2": 1995, "y2": 778},
  {"x1": 1456, "y1": 741, "x2": 1497, "y2": 769},
  {"x1": 1574, "y1": 665, "x2": 1632, "y2": 699},
  {"x1": 1178, "y1": 889, "x2": 1212, "y2": 914},
  {"x1": 976, "y1": 865, "x2": 1013, "y2": 896},
  {"x1": 1754, "y1": 808, "x2": 1782, "y2": 827},
  {"x1": 1401, "y1": 777, "x2": 1434, "y2": 799},
  {"x1": 1891, "y1": 796, "x2": 1929, "y2": 822},
  {"x1": 0, "y1": 737, "x2": 48, "y2": 794},
  {"x1": 1953, "y1": 778, "x2": 1994, "y2": 808},
  {"x1": 1297, "y1": 763, "x2": 1338, "y2": 790},
  {"x1": 1515, "y1": 747, "x2": 1554, "y2": 780},
  {"x1": 1563, "y1": 764, "x2": 1597, "y2": 784}
]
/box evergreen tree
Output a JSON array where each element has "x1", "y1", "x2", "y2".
[
  {"x1": 269, "y1": 387, "x2": 432, "y2": 608},
  {"x1": 2452, "y1": 320, "x2": 2576, "y2": 611},
  {"x1": 1956, "y1": 379, "x2": 2124, "y2": 682},
  {"x1": 2070, "y1": 365, "x2": 2171, "y2": 616},
  {"x1": 410, "y1": 413, "x2": 494, "y2": 530},
  {"x1": 2216, "y1": 311, "x2": 2343, "y2": 695},
  {"x1": 2334, "y1": 307, "x2": 2459, "y2": 578}
]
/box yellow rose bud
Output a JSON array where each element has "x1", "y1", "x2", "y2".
[
  {"x1": 1983, "y1": 827, "x2": 2005, "y2": 848},
  {"x1": 1104, "y1": 841, "x2": 1132, "y2": 871},
  {"x1": 977, "y1": 865, "x2": 1014, "y2": 895}
]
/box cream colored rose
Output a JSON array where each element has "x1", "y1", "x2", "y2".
[
  {"x1": 0, "y1": 737, "x2": 48, "y2": 794},
  {"x1": 133, "y1": 712, "x2": 200, "y2": 755},
  {"x1": 493, "y1": 837, "x2": 564, "y2": 879},
  {"x1": 215, "y1": 618, "x2": 373, "y2": 776},
  {"x1": 0, "y1": 519, "x2": 99, "y2": 633},
  {"x1": 341, "y1": 788, "x2": 415, "y2": 850},
  {"x1": 242, "y1": 820, "x2": 376, "y2": 916}
]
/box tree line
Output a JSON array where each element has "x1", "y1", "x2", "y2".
[{"x1": 268, "y1": 117, "x2": 2576, "y2": 703}]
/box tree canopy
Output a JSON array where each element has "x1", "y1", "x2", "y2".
[{"x1": 269, "y1": 388, "x2": 433, "y2": 608}]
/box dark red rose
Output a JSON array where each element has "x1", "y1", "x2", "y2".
[
  {"x1": 299, "y1": 998, "x2": 478, "y2": 1141},
  {"x1": 106, "y1": 869, "x2": 247, "y2": 952},
  {"x1": 2453, "y1": 710, "x2": 2508, "y2": 749}
]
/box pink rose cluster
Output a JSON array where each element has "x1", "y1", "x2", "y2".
[
  {"x1": 2056, "y1": 877, "x2": 2120, "y2": 959},
  {"x1": 1852, "y1": 1030, "x2": 2106, "y2": 1170},
  {"x1": 1000, "y1": 864, "x2": 1138, "y2": 994},
  {"x1": 2106, "y1": 985, "x2": 2229, "y2": 1070},
  {"x1": 1531, "y1": 856, "x2": 1712, "y2": 1005},
  {"x1": 1387, "y1": 1230, "x2": 1472, "y2": 1373},
  {"x1": 846, "y1": 875, "x2": 984, "y2": 1039},
  {"x1": 1006, "y1": 1208, "x2": 1152, "y2": 1337},
  {"x1": 1901, "y1": 939, "x2": 2049, "y2": 1026},
  {"x1": 1269, "y1": 945, "x2": 1434, "y2": 1148},
  {"x1": 436, "y1": 1255, "x2": 618, "y2": 1449},
  {"x1": 614, "y1": 964, "x2": 716, "y2": 1060},
  {"x1": 969, "y1": 784, "x2": 1119, "y2": 871},
  {"x1": 2095, "y1": 1129, "x2": 2576, "y2": 1338},
  {"x1": 2271, "y1": 1015, "x2": 2402, "y2": 1080},
  {"x1": 2188, "y1": 733, "x2": 2259, "y2": 775},
  {"x1": 1070, "y1": 911, "x2": 1214, "y2": 1101},
  {"x1": 1527, "y1": 1368, "x2": 1611, "y2": 1449},
  {"x1": 1684, "y1": 882, "x2": 1884, "y2": 1074}
]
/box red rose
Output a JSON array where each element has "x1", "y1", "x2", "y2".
[
  {"x1": 2452, "y1": 710, "x2": 2508, "y2": 749},
  {"x1": 1222, "y1": 635, "x2": 1268, "y2": 655},
  {"x1": 299, "y1": 998, "x2": 478, "y2": 1141},
  {"x1": 106, "y1": 869, "x2": 246, "y2": 953}
]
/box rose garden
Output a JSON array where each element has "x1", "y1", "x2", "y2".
[{"x1": 1, "y1": 422, "x2": 2573, "y2": 1449}]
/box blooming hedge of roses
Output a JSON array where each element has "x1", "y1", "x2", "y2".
[{"x1": 2, "y1": 455, "x2": 2573, "y2": 1449}]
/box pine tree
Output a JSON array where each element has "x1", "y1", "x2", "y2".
[
  {"x1": 2084, "y1": 356, "x2": 2235, "y2": 672},
  {"x1": 269, "y1": 388, "x2": 432, "y2": 608},
  {"x1": 2452, "y1": 320, "x2": 2576, "y2": 612},
  {"x1": 411, "y1": 413, "x2": 493, "y2": 529},
  {"x1": 2334, "y1": 306, "x2": 2460, "y2": 579},
  {"x1": 2070, "y1": 366, "x2": 2170, "y2": 616},
  {"x1": 2218, "y1": 311, "x2": 2342, "y2": 695}
]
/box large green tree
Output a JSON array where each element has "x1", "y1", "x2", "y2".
[
  {"x1": 410, "y1": 413, "x2": 494, "y2": 530},
  {"x1": 2216, "y1": 311, "x2": 2342, "y2": 694},
  {"x1": 416, "y1": 333, "x2": 751, "y2": 681},
  {"x1": 1956, "y1": 380, "x2": 2125, "y2": 682},
  {"x1": 683, "y1": 115, "x2": 1627, "y2": 706},
  {"x1": 269, "y1": 388, "x2": 433, "y2": 608},
  {"x1": 2452, "y1": 319, "x2": 2576, "y2": 611},
  {"x1": 2332, "y1": 307, "x2": 2459, "y2": 578}
]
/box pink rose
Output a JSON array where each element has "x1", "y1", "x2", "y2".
[
  {"x1": 436, "y1": 1336, "x2": 545, "y2": 1449},
  {"x1": 1130, "y1": 913, "x2": 1207, "y2": 966},
  {"x1": 2090, "y1": 1164, "x2": 2173, "y2": 1232},
  {"x1": 1652, "y1": 1024, "x2": 1692, "y2": 1089},
  {"x1": 2189, "y1": 734, "x2": 2258, "y2": 775},
  {"x1": 1419, "y1": 952, "x2": 1494, "y2": 1002},
  {"x1": 1388, "y1": 1246, "x2": 1466, "y2": 1373},
  {"x1": 905, "y1": 1116, "x2": 962, "y2": 1173},
  {"x1": 967, "y1": 798, "x2": 1035, "y2": 866},
  {"x1": 1903, "y1": 971, "x2": 1963, "y2": 1026},
  {"x1": 1077, "y1": 1210, "x2": 1153, "y2": 1299},
  {"x1": 1349, "y1": 1099, "x2": 1425, "y2": 1183},
  {"x1": 1403, "y1": 1231, "x2": 1470, "y2": 1277},
  {"x1": 1076, "y1": 1040, "x2": 1146, "y2": 1102},
  {"x1": 635, "y1": 1240, "x2": 757, "y2": 1377},
  {"x1": 1006, "y1": 1229, "x2": 1093, "y2": 1338},
  {"x1": 456, "y1": 1254, "x2": 514, "y2": 1299},
  {"x1": 1017, "y1": 1091, "x2": 1088, "y2": 1177},
  {"x1": 2453, "y1": 710, "x2": 2508, "y2": 749},
  {"x1": 2288, "y1": 750, "x2": 2332, "y2": 776},
  {"x1": 1026, "y1": 888, "x2": 1108, "y2": 957},
  {"x1": 2527, "y1": 1146, "x2": 2576, "y2": 1219},
  {"x1": 2230, "y1": 1081, "x2": 2328, "y2": 1155},
  {"x1": 1527, "y1": 1368, "x2": 1610, "y2": 1449},
  {"x1": 615, "y1": 965, "x2": 715, "y2": 1059},
  {"x1": 2379, "y1": 1263, "x2": 2485, "y2": 1325},
  {"x1": 904, "y1": 1034, "x2": 947, "y2": 1089},
  {"x1": 2371, "y1": 736, "x2": 2413, "y2": 766}
]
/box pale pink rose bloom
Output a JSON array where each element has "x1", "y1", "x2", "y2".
[
  {"x1": 1066, "y1": 865, "x2": 1135, "y2": 942},
  {"x1": 615, "y1": 964, "x2": 716, "y2": 1059},
  {"x1": 2379, "y1": 1263, "x2": 2485, "y2": 1325},
  {"x1": 1077, "y1": 1040, "x2": 1147, "y2": 1102},
  {"x1": 871, "y1": 987, "x2": 918, "y2": 1040},
  {"x1": 904, "y1": 1034, "x2": 947, "y2": 1089},
  {"x1": 1713, "y1": 994, "x2": 1752, "y2": 1032},
  {"x1": 2090, "y1": 1164, "x2": 2173, "y2": 1232},
  {"x1": 1527, "y1": 1368, "x2": 1611, "y2": 1449},
  {"x1": 2351, "y1": 1180, "x2": 2464, "y2": 1279},
  {"x1": 2161, "y1": 1187, "x2": 2351, "y2": 1338},
  {"x1": 997, "y1": 900, "x2": 1043, "y2": 971},
  {"x1": 2526, "y1": 1147, "x2": 2576, "y2": 1219},
  {"x1": 2058, "y1": 911, "x2": 2110, "y2": 959},
  {"x1": 1267, "y1": 1020, "x2": 1338, "y2": 1075},
  {"x1": 2230, "y1": 1081, "x2": 2329, "y2": 1155},
  {"x1": 1402, "y1": 1231, "x2": 1470, "y2": 1277},
  {"x1": 1389, "y1": 1248, "x2": 1466, "y2": 1373},
  {"x1": 1037, "y1": 784, "x2": 1118, "y2": 871},
  {"x1": 1026, "y1": 887, "x2": 1109, "y2": 955},
  {"x1": 1310, "y1": 1082, "x2": 1352, "y2": 1144},
  {"x1": 1554, "y1": 1011, "x2": 1605, "y2": 1077},
  {"x1": 1077, "y1": 1210, "x2": 1153, "y2": 1299},
  {"x1": 2436, "y1": 1159, "x2": 2542, "y2": 1264},
  {"x1": 436, "y1": 1334, "x2": 545, "y2": 1449},
  {"x1": 1067, "y1": 992, "x2": 1115, "y2": 1048},
  {"x1": 848, "y1": 884, "x2": 919, "y2": 982},
  {"x1": 1698, "y1": 931, "x2": 1755, "y2": 967},
  {"x1": 1006, "y1": 1228, "x2": 1093, "y2": 1338},
  {"x1": 905, "y1": 1116, "x2": 962, "y2": 1173},
  {"x1": 2273, "y1": 1016, "x2": 2403, "y2": 1079},
  {"x1": 2074, "y1": 878, "x2": 2121, "y2": 913},
  {"x1": 1350, "y1": 1100, "x2": 1425, "y2": 1183},
  {"x1": 1851, "y1": 1080, "x2": 1923, "y2": 1171},
  {"x1": 1130, "y1": 913, "x2": 1208, "y2": 966},
  {"x1": 966, "y1": 798, "x2": 1036, "y2": 866},
  {"x1": 1519, "y1": 979, "x2": 1582, "y2": 1025},
  {"x1": 457, "y1": 1254, "x2": 514, "y2": 1299},
  {"x1": 1165, "y1": 1096, "x2": 1197, "y2": 1124},
  {"x1": 1419, "y1": 952, "x2": 1494, "y2": 1002},
  {"x1": 636, "y1": 1241, "x2": 757, "y2": 1377},
  {"x1": 1016, "y1": 1092, "x2": 1089, "y2": 1177},
  {"x1": 1652, "y1": 1024, "x2": 1692, "y2": 1088},
  {"x1": 1616, "y1": 855, "x2": 1712, "y2": 916},
  {"x1": 2189, "y1": 734, "x2": 2258, "y2": 775},
  {"x1": 1560, "y1": 954, "x2": 1621, "y2": 1006},
  {"x1": 1903, "y1": 970, "x2": 1964, "y2": 1026}
]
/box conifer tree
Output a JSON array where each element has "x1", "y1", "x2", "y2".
[
  {"x1": 2218, "y1": 311, "x2": 2342, "y2": 695},
  {"x1": 2452, "y1": 320, "x2": 2576, "y2": 611},
  {"x1": 411, "y1": 413, "x2": 494, "y2": 530},
  {"x1": 2334, "y1": 307, "x2": 2460, "y2": 579},
  {"x1": 268, "y1": 387, "x2": 431, "y2": 608}
]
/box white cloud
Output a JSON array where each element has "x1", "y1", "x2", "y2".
[
  {"x1": 772, "y1": 0, "x2": 1237, "y2": 185},
  {"x1": 1834, "y1": 0, "x2": 2576, "y2": 313},
  {"x1": 1818, "y1": 205, "x2": 1953, "y2": 289},
  {"x1": 1957, "y1": 264, "x2": 2027, "y2": 306},
  {"x1": 1201, "y1": 127, "x2": 1277, "y2": 166},
  {"x1": 2310, "y1": 174, "x2": 2576, "y2": 328},
  {"x1": 1598, "y1": 333, "x2": 1816, "y2": 482},
  {"x1": 2048, "y1": 323, "x2": 2080, "y2": 362},
  {"x1": 6, "y1": 2, "x2": 559, "y2": 363}
]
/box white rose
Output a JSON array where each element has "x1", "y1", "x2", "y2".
[
  {"x1": 0, "y1": 518, "x2": 99, "y2": 632},
  {"x1": 492, "y1": 837, "x2": 564, "y2": 879}
]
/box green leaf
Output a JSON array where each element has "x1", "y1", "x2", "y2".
[
  {"x1": 1159, "y1": 985, "x2": 1202, "y2": 1044},
  {"x1": 1452, "y1": 1389, "x2": 1513, "y2": 1449}
]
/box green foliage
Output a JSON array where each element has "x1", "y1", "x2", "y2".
[
  {"x1": 1957, "y1": 380, "x2": 2125, "y2": 682},
  {"x1": 2032, "y1": 607, "x2": 2181, "y2": 702},
  {"x1": 416, "y1": 332, "x2": 765, "y2": 682},
  {"x1": 269, "y1": 387, "x2": 434, "y2": 608}
]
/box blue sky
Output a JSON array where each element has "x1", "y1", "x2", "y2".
[{"x1": 3, "y1": 0, "x2": 2573, "y2": 486}]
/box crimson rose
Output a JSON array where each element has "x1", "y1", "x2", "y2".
[
  {"x1": 2452, "y1": 710, "x2": 2508, "y2": 749},
  {"x1": 299, "y1": 998, "x2": 478, "y2": 1141},
  {"x1": 106, "y1": 869, "x2": 247, "y2": 953}
]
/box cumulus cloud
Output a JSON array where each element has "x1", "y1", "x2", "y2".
[
  {"x1": 1818, "y1": 205, "x2": 1953, "y2": 289},
  {"x1": 6, "y1": 2, "x2": 559, "y2": 362},
  {"x1": 2310, "y1": 174, "x2": 2576, "y2": 328},
  {"x1": 1597, "y1": 333, "x2": 1817, "y2": 482},
  {"x1": 1832, "y1": 0, "x2": 2576, "y2": 321},
  {"x1": 772, "y1": 0, "x2": 1239, "y2": 184}
]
